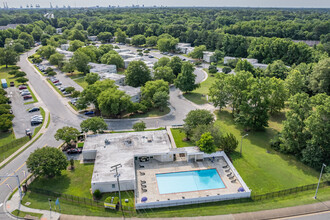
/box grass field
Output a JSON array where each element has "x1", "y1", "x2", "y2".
[
  {"x1": 0, "y1": 130, "x2": 16, "y2": 147},
  {"x1": 183, "y1": 69, "x2": 214, "y2": 105},
  {"x1": 22, "y1": 185, "x2": 330, "y2": 218},
  {"x1": 170, "y1": 128, "x2": 195, "y2": 148},
  {"x1": 67, "y1": 72, "x2": 88, "y2": 89},
  {"x1": 0, "y1": 65, "x2": 18, "y2": 85},
  {"x1": 123, "y1": 106, "x2": 171, "y2": 119},
  {"x1": 27, "y1": 161, "x2": 94, "y2": 198},
  {"x1": 0, "y1": 136, "x2": 29, "y2": 163},
  {"x1": 11, "y1": 209, "x2": 43, "y2": 219},
  {"x1": 215, "y1": 110, "x2": 319, "y2": 194}
]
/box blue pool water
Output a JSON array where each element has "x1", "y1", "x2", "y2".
[{"x1": 156, "y1": 169, "x2": 225, "y2": 194}]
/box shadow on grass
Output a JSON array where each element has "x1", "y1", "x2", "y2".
[{"x1": 183, "y1": 92, "x2": 208, "y2": 105}]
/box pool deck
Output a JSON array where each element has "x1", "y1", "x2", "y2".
[{"x1": 135, "y1": 156, "x2": 244, "y2": 204}]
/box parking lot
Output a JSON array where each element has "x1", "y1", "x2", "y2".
[{"x1": 6, "y1": 86, "x2": 39, "y2": 138}]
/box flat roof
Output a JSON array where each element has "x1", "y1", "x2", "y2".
[
  {"x1": 83, "y1": 130, "x2": 172, "y2": 183},
  {"x1": 118, "y1": 85, "x2": 141, "y2": 96}
]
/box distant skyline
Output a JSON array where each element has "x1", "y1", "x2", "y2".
[{"x1": 2, "y1": 0, "x2": 330, "y2": 8}]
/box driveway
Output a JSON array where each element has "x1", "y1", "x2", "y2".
[{"x1": 6, "y1": 87, "x2": 38, "y2": 138}]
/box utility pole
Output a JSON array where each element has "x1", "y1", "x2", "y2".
[
  {"x1": 111, "y1": 164, "x2": 124, "y2": 218},
  {"x1": 314, "y1": 163, "x2": 326, "y2": 199},
  {"x1": 0, "y1": 174, "x2": 23, "y2": 210},
  {"x1": 240, "y1": 134, "x2": 248, "y2": 156}
]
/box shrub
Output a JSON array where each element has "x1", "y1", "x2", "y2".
[
  {"x1": 222, "y1": 66, "x2": 232, "y2": 74},
  {"x1": 16, "y1": 77, "x2": 29, "y2": 83},
  {"x1": 15, "y1": 71, "x2": 26, "y2": 78},
  {"x1": 12, "y1": 66, "x2": 20, "y2": 70},
  {"x1": 208, "y1": 65, "x2": 217, "y2": 74},
  {"x1": 219, "y1": 133, "x2": 238, "y2": 154},
  {"x1": 8, "y1": 70, "x2": 19, "y2": 75},
  {"x1": 93, "y1": 189, "x2": 102, "y2": 200},
  {"x1": 133, "y1": 121, "x2": 146, "y2": 131}
]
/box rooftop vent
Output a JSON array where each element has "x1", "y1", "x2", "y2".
[
  {"x1": 147, "y1": 137, "x2": 152, "y2": 142},
  {"x1": 125, "y1": 139, "x2": 132, "y2": 146},
  {"x1": 105, "y1": 139, "x2": 110, "y2": 145}
]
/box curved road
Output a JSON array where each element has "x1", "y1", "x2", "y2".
[{"x1": 0, "y1": 48, "x2": 202, "y2": 219}]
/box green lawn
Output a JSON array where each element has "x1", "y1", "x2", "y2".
[
  {"x1": 28, "y1": 161, "x2": 94, "y2": 198},
  {"x1": 0, "y1": 136, "x2": 29, "y2": 163},
  {"x1": 123, "y1": 106, "x2": 171, "y2": 119},
  {"x1": 0, "y1": 65, "x2": 18, "y2": 85},
  {"x1": 32, "y1": 107, "x2": 45, "y2": 137},
  {"x1": 24, "y1": 86, "x2": 38, "y2": 105},
  {"x1": 11, "y1": 209, "x2": 43, "y2": 219},
  {"x1": 66, "y1": 72, "x2": 88, "y2": 89},
  {"x1": 68, "y1": 102, "x2": 78, "y2": 111},
  {"x1": 22, "y1": 185, "x2": 330, "y2": 218},
  {"x1": 183, "y1": 69, "x2": 215, "y2": 105},
  {"x1": 215, "y1": 110, "x2": 319, "y2": 194},
  {"x1": 170, "y1": 128, "x2": 195, "y2": 148},
  {"x1": 0, "y1": 130, "x2": 16, "y2": 147}
]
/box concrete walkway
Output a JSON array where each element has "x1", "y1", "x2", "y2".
[
  {"x1": 5, "y1": 190, "x2": 60, "y2": 220},
  {"x1": 58, "y1": 200, "x2": 330, "y2": 220},
  {"x1": 6, "y1": 187, "x2": 329, "y2": 220}
]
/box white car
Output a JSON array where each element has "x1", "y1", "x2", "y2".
[{"x1": 21, "y1": 92, "x2": 31, "y2": 96}]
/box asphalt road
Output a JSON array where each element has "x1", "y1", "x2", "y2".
[
  {"x1": 0, "y1": 46, "x2": 328, "y2": 220},
  {"x1": 0, "y1": 48, "x2": 83, "y2": 220},
  {"x1": 0, "y1": 46, "x2": 202, "y2": 219}
]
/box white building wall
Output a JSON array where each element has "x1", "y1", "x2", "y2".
[
  {"x1": 136, "y1": 191, "x2": 251, "y2": 209},
  {"x1": 82, "y1": 150, "x2": 97, "y2": 160},
  {"x1": 153, "y1": 153, "x2": 174, "y2": 162},
  {"x1": 92, "y1": 180, "x2": 135, "y2": 193}
]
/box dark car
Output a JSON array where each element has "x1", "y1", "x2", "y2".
[
  {"x1": 67, "y1": 148, "x2": 82, "y2": 154},
  {"x1": 23, "y1": 95, "x2": 32, "y2": 100},
  {"x1": 19, "y1": 85, "x2": 27, "y2": 90},
  {"x1": 28, "y1": 107, "x2": 40, "y2": 113},
  {"x1": 31, "y1": 121, "x2": 42, "y2": 126},
  {"x1": 84, "y1": 111, "x2": 94, "y2": 115},
  {"x1": 10, "y1": 81, "x2": 14, "y2": 87}
]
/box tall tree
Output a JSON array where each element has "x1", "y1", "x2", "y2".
[
  {"x1": 80, "y1": 117, "x2": 108, "y2": 134},
  {"x1": 97, "y1": 88, "x2": 132, "y2": 117},
  {"x1": 280, "y1": 93, "x2": 312, "y2": 156},
  {"x1": 197, "y1": 132, "x2": 216, "y2": 154},
  {"x1": 85, "y1": 72, "x2": 100, "y2": 85},
  {"x1": 54, "y1": 126, "x2": 81, "y2": 145},
  {"x1": 183, "y1": 109, "x2": 214, "y2": 139},
  {"x1": 175, "y1": 62, "x2": 199, "y2": 93},
  {"x1": 168, "y1": 56, "x2": 182, "y2": 76},
  {"x1": 309, "y1": 58, "x2": 330, "y2": 95},
  {"x1": 27, "y1": 147, "x2": 68, "y2": 178},
  {"x1": 154, "y1": 66, "x2": 176, "y2": 84},
  {"x1": 0, "y1": 48, "x2": 19, "y2": 68},
  {"x1": 125, "y1": 61, "x2": 151, "y2": 87},
  {"x1": 71, "y1": 50, "x2": 90, "y2": 73}
]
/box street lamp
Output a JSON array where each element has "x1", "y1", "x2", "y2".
[
  {"x1": 314, "y1": 163, "x2": 326, "y2": 199},
  {"x1": 240, "y1": 134, "x2": 248, "y2": 156}
]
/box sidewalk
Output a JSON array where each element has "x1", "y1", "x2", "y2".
[
  {"x1": 4, "y1": 187, "x2": 330, "y2": 220},
  {"x1": 60, "y1": 201, "x2": 330, "y2": 220},
  {"x1": 58, "y1": 200, "x2": 330, "y2": 220},
  {"x1": 5, "y1": 190, "x2": 60, "y2": 220}
]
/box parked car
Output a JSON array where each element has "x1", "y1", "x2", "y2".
[
  {"x1": 52, "y1": 79, "x2": 59, "y2": 84},
  {"x1": 148, "y1": 55, "x2": 154, "y2": 58},
  {"x1": 168, "y1": 53, "x2": 174, "y2": 56},
  {"x1": 20, "y1": 89, "x2": 29, "y2": 93},
  {"x1": 54, "y1": 82, "x2": 62, "y2": 86},
  {"x1": 23, "y1": 95, "x2": 32, "y2": 100},
  {"x1": 84, "y1": 111, "x2": 94, "y2": 115},
  {"x1": 31, "y1": 115, "x2": 42, "y2": 119},
  {"x1": 67, "y1": 148, "x2": 82, "y2": 154},
  {"x1": 18, "y1": 85, "x2": 27, "y2": 90},
  {"x1": 21, "y1": 92, "x2": 31, "y2": 96},
  {"x1": 31, "y1": 121, "x2": 42, "y2": 126},
  {"x1": 25, "y1": 129, "x2": 32, "y2": 136},
  {"x1": 10, "y1": 82, "x2": 14, "y2": 87},
  {"x1": 7, "y1": 99, "x2": 11, "y2": 104},
  {"x1": 182, "y1": 58, "x2": 186, "y2": 61},
  {"x1": 28, "y1": 107, "x2": 40, "y2": 113}
]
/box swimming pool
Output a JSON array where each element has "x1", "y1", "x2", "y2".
[{"x1": 156, "y1": 169, "x2": 225, "y2": 194}]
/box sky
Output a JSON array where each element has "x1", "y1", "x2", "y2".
[{"x1": 3, "y1": 0, "x2": 330, "y2": 8}]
